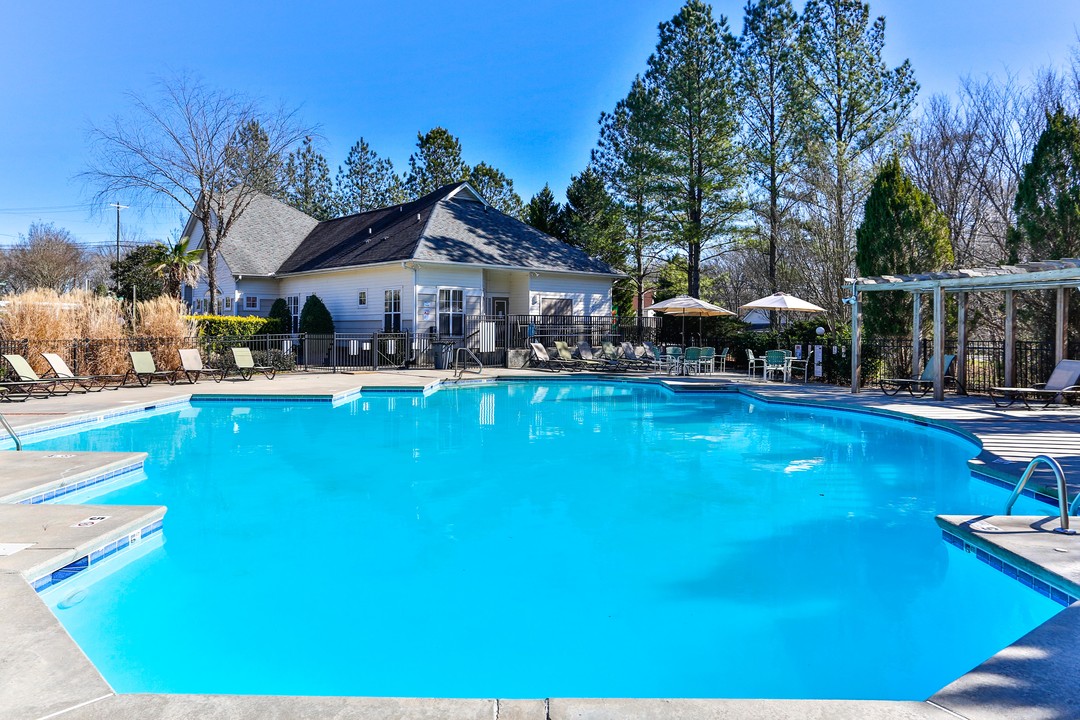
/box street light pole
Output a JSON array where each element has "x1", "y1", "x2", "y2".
[{"x1": 108, "y1": 202, "x2": 128, "y2": 295}]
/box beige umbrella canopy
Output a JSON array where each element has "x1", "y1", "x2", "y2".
[
  {"x1": 645, "y1": 295, "x2": 735, "y2": 345},
  {"x1": 740, "y1": 292, "x2": 826, "y2": 313}
]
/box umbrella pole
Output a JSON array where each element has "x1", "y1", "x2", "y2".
[{"x1": 682, "y1": 316, "x2": 686, "y2": 347}]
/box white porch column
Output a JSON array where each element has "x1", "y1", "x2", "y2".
[
  {"x1": 851, "y1": 289, "x2": 862, "y2": 394},
  {"x1": 933, "y1": 284, "x2": 946, "y2": 401},
  {"x1": 956, "y1": 291, "x2": 968, "y2": 395},
  {"x1": 1004, "y1": 290, "x2": 1016, "y2": 388},
  {"x1": 912, "y1": 292, "x2": 922, "y2": 377},
  {"x1": 1056, "y1": 287, "x2": 1070, "y2": 365}
]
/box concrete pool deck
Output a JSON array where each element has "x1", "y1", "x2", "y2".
[{"x1": 1, "y1": 368, "x2": 1079, "y2": 720}]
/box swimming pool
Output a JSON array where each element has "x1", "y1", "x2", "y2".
[{"x1": 31, "y1": 382, "x2": 1059, "y2": 700}]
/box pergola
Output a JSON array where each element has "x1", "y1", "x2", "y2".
[{"x1": 848, "y1": 259, "x2": 1080, "y2": 400}]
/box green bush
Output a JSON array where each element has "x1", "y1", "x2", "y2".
[
  {"x1": 299, "y1": 294, "x2": 334, "y2": 334},
  {"x1": 189, "y1": 315, "x2": 281, "y2": 337},
  {"x1": 267, "y1": 298, "x2": 293, "y2": 334}
]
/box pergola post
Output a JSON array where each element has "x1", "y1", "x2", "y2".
[
  {"x1": 933, "y1": 284, "x2": 945, "y2": 401},
  {"x1": 956, "y1": 292, "x2": 968, "y2": 395},
  {"x1": 1056, "y1": 287, "x2": 1069, "y2": 365},
  {"x1": 912, "y1": 292, "x2": 922, "y2": 377},
  {"x1": 1004, "y1": 290, "x2": 1016, "y2": 387},
  {"x1": 851, "y1": 289, "x2": 862, "y2": 394}
]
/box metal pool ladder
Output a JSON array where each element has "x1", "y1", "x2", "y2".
[
  {"x1": 1004, "y1": 454, "x2": 1078, "y2": 534},
  {"x1": 454, "y1": 347, "x2": 483, "y2": 379},
  {"x1": 0, "y1": 412, "x2": 23, "y2": 451}
]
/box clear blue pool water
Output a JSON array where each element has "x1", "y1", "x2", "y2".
[{"x1": 32, "y1": 382, "x2": 1058, "y2": 700}]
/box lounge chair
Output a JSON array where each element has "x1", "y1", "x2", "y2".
[
  {"x1": 127, "y1": 351, "x2": 177, "y2": 387},
  {"x1": 879, "y1": 355, "x2": 963, "y2": 398},
  {"x1": 990, "y1": 359, "x2": 1080, "y2": 409},
  {"x1": 2, "y1": 354, "x2": 74, "y2": 396},
  {"x1": 643, "y1": 342, "x2": 670, "y2": 372},
  {"x1": 230, "y1": 347, "x2": 277, "y2": 380},
  {"x1": 529, "y1": 342, "x2": 577, "y2": 372},
  {"x1": 601, "y1": 341, "x2": 623, "y2": 362},
  {"x1": 619, "y1": 342, "x2": 653, "y2": 370},
  {"x1": 178, "y1": 349, "x2": 227, "y2": 384},
  {"x1": 572, "y1": 342, "x2": 622, "y2": 371},
  {"x1": 41, "y1": 352, "x2": 125, "y2": 392}
]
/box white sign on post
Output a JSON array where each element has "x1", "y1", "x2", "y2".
[{"x1": 814, "y1": 344, "x2": 823, "y2": 377}]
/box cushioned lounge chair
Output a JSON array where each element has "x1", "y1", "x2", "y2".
[
  {"x1": 178, "y1": 349, "x2": 227, "y2": 384},
  {"x1": 2, "y1": 354, "x2": 73, "y2": 396},
  {"x1": 127, "y1": 351, "x2": 176, "y2": 387},
  {"x1": 41, "y1": 352, "x2": 125, "y2": 392},
  {"x1": 880, "y1": 355, "x2": 963, "y2": 397},
  {"x1": 990, "y1": 359, "x2": 1080, "y2": 409},
  {"x1": 230, "y1": 347, "x2": 276, "y2": 380}
]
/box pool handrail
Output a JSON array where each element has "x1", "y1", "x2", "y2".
[
  {"x1": 0, "y1": 411, "x2": 23, "y2": 450},
  {"x1": 1004, "y1": 454, "x2": 1076, "y2": 534}
]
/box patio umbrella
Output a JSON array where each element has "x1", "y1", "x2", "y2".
[
  {"x1": 644, "y1": 295, "x2": 736, "y2": 346},
  {"x1": 740, "y1": 292, "x2": 826, "y2": 347}
]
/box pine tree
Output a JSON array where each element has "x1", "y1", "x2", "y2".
[
  {"x1": 335, "y1": 138, "x2": 404, "y2": 214},
  {"x1": 1009, "y1": 107, "x2": 1080, "y2": 263},
  {"x1": 1007, "y1": 107, "x2": 1080, "y2": 341},
  {"x1": 405, "y1": 127, "x2": 470, "y2": 197},
  {"x1": 524, "y1": 185, "x2": 565, "y2": 238},
  {"x1": 738, "y1": 0, "x2": 801, "y2": 296},
  {"x1": 643, "y1": 0, "x2": 743, "y2": 298},
  {"x1": 226, "y1": 119, "x2": 285, "y2": 198},
  {"x1": 469, "y1": 162, "x2": 524, "y2": 218},
  {"x1": 593, "y1": 76, "x2": 664, "y2": 317},
  {"x1": 298, "y1": 294, "x2": 335, "y2": 334},
  {"x1": 855, "y1": 156, "x2": 952, "y2": 335},
  {"x1": 283, "y1": 137, "x2": 336, "y2": 220},
  {"x1": 796, "y1": 0, "x2": 918, "y2": 315},
  {"x1": 563, "y1": 169, "x2": 631, "y2": 313}
]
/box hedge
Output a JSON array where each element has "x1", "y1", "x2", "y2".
[{"x1": 188, "y1": 315, "x2": 282, "y2": 337}]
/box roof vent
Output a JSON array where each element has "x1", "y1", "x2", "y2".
[
  {"x1": 417, "y1": 213, "x2": 421, "y2": 222},
  {"x1": 368, "y1": 227, "x2": 372, "y2": 235}
]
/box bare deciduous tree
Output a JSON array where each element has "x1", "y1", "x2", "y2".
[
  {"x1": 1, "y1": 223, "x2": 87, "y2": 293},
  {"x1": 84, "y1": 74, "x2": 310, "y2": 313}
]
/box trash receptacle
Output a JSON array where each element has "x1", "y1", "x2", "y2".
[{"x1": 433, "y1": 341, "x2": 455, "y2": 370}]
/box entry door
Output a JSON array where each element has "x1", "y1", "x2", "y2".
[
  {"x1": 286, "y1": 294, "x2": 300, "y2": 333},
  {"x1": 492, "y1": 298, "x2": 509, "y2": 317}
]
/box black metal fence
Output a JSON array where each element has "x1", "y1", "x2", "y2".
[{"x1": 859, "y1": 337, "x2": 1069, "y2": 392}]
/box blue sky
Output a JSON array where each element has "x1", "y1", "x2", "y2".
[{"x1": 0, "y1": 0, "x2": 1077, "y2": 249}]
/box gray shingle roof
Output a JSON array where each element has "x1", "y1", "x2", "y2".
[
  {"x1": 221, "y1": 194, "x2": 319, "y2": 276},
  {"x1": 274, "y1": 183, "x2": 621, "y2": 276}
]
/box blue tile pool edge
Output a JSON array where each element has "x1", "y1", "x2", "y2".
[
  {"x1": 940, "y1": 529, "x2": 1079, "y2": 607},
  {"x1": 30, "y1": 518, "x2": 165, "y2": 593},
  {"x1": 13, "y1": 458, "x2": 146, "y2": 505}
]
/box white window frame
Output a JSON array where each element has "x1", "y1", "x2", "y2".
[
  {"x1": 437, "y1": 287, "x2": 465, "y2": 336},
  {"x1": 358, "y1": 290, "x2": 368, "y2": 307},
  {"x1": 244, "y1": 294, "x2": 259, "y2": 310},
  {"x1": 383, "y1": 288, "x2": 402, "y2": 332}
]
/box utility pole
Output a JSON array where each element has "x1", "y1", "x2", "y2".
[{"x1": 108, "y1": 202, "x2": 128, "y2": 295}]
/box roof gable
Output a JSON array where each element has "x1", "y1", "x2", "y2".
[{"x1": 214, "y1": 193, "x2": 319, "y2": 276}]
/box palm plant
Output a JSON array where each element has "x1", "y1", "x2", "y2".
[{"x1": 148, "y1": 236, "x2": 204, "y2": 299}]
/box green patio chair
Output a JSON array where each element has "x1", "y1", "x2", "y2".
[
  {"x1": 682, "y1": 347, "x2": 702, "y2": 375},
  {"x1": 699, "y1": 347, "x2": 716, "y2": 374},
  {"x1": 230, "y1": 347, "x2": 277, "y2": 380},
  {"x1": 763, "y1": 350, "x2": 787, "y2": 382},
  {"x1": 127, "y1": 351, "x2": 177, "y2": 387}
]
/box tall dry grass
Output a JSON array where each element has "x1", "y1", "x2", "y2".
[
  {"x1": 0, "y1": 290, "x2": 192, "y2": 375},
  {"x1": 134, "y1": 296, "x2": 196, "y2": 371}
]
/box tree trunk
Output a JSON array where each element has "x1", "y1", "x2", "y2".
[{"x1": 202, "y1": 217, "x2": 218, "y2": 316}]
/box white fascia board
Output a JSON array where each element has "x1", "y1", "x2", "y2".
[{"x1": 274, "y1": 259, "x2": 626, "y2": 280}]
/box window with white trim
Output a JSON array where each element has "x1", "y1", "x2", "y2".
[
  {"x1": 245, "y1": 295, "x2": 259, "y2": 310},
  {"x1": 438, "y1": 288, "x2": 464, "y2": 336},
  {"x1": 384, "y1": 289, "x2": 401, "y2": 332},
  {"x1": 358, "y1": 290, "x2": 367, "y2": 307}
]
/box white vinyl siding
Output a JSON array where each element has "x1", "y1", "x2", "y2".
[
  {"x1": 528, "y1": 273, "x2": 612, "y2": 316},
  {"x1": 277, "y1": 265, "x2": 414, "y2": 333}
]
